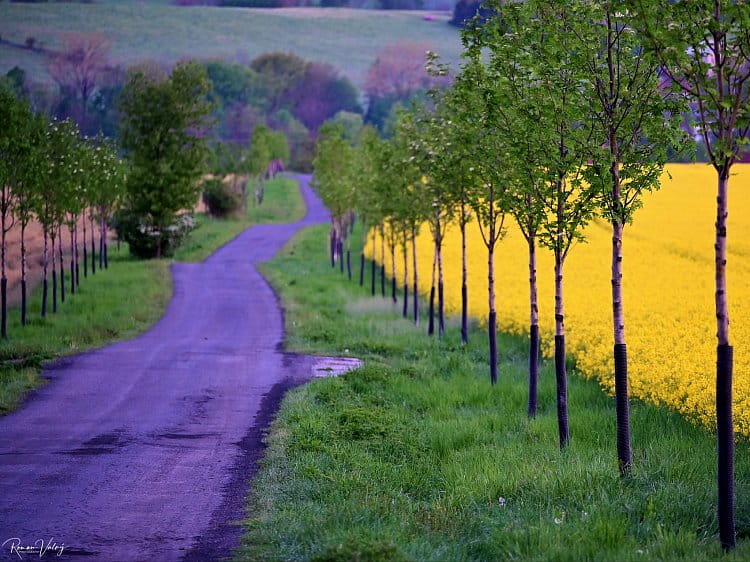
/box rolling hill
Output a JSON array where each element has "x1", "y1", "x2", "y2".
[{"x1": 0, "y1": 5, "x2": 464, "y2": 87}]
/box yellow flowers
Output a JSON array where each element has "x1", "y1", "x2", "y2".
[{"x1": 369, "y1": 164, "x2": 750, "y2": 436}]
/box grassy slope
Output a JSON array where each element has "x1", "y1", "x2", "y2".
[
  {"x1": 240, "y1": 222, "x2": 750, "y2": 561},
  {"x1": 0, "y1": 5, "x2": 462, "y2": 86},
  {"x1": 0, "y1": 176, "x2": 301, "y2": 413}
]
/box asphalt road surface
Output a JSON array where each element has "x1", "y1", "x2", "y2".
[{"x1": 0, "y1": 174, "x2": 329, "y2": 561}]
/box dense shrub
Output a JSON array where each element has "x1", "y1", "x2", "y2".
[
  {"x1": 202, "y1": 177, "x2": 245, "y2": 217},
  {"x1": 114, "y1": 211, "x2": 196, "y2": 259}
]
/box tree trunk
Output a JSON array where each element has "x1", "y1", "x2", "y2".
[
  {"x1": 99, "y1": 213, "x2": 108, "y2": 269},
  {"x1": 528, "y1": 235, "x2": 539, "y2": 418},
  {"x1": 437, "y1": 240, "x2": 445, "y2": 337},
  {"x1": 74, "y1": 221, "x2": 80, "y2": 288},
  {"x1": 612, "y1": 218, "x2": 632, "y2": 475},
  {"x1": 715, "y1": 170, "x2": 734, "y2": 550},
  {"x1": 461, "y1": 217, "x2": 468, "y2": 344},
  {"x1": 390, "y1": 242, "x2": 397, "y2": 304},
  {"x1": 69, "y1": 226, "x2": 76, "y2": 295},
  {"x1": 103, "y1": 218, "x2": 108, "y2": 269},
  {"x1": 412, "y1": 227, "x2": 419, "y2": 326},
  {"x1": 380, "y1": 228, "x2": 385, "y2": 298},
  {"x1": 402, "y1": 236, "x2": 409, "y2": 318},
  {"x1": 428, "y1": 243, "x2": 436, "y2": 336},
  {"x1": 359, "y1": 252, "x2": 365, "y2": 286},
  {"x1": 83, "y1": 216, "x2": 88, "y2": 278},
  {"x1": 488, "y1": 241, "x2": 497, "y2": 384},
  {"x1": 339, "y1": 239, "x2": 344, "y2": 274},
  {"x1": 42, "y1": 229, "x2": 48, "y2": 318},
  {"x1": 52, "y1": 231, "x2": 58, "y2": 313},
  {"x1": 99, "y1": 217, "x2": 104, "y2": 270},
  {"x1": 554, "y1": 251, "x2": 570, "y2": 448},
  {"x1": 1, "y1": 217, "x2": 6, "y2": 339},
  {"x1": 91, "y1": 216, "x2": 96, "y2": 275},
  {"x1": 59, "y1": 228, "x2": 65, "y2": 303},
  {"x1": 21, "y1": 222, "x2": 27, "y2": 326},
  {"x1": 330, "y1": 226, "x2": 336, "y2": 268},
  {"x1": 359, "y1": 229, "x2": 366, "y2": 287}
]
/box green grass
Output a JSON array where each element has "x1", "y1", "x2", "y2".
[
  {"x1": 0, "y1": 5, "x2": 462, "y2": 87},
  {"x1": 240, "y1": 222, "x2": 750, "y2": 561},
  {"x1": 0, "y1": 175, "x2": 303, "y2": 413}
]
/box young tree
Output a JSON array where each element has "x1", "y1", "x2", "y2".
[
  {"x1": 0, "y1": 86, "x2": 42, "y2": 332},
  {"x1": 468, "y1": 0, "x2": 599, "y2": 437},
  {"x1": 39, "y1": 119, "x2": 80, "y2": 315},
  {"x1": 451, "y1": 57, "x2": 511, "y2": 382},
  {"x1": 93, "y1": 139, "x2": 126, "y2": 271},
  {"x1": 383, "y1": 117, "x2": 423, "y2": 315},
  {"x1": 65, "y1": 142, "x2": 86, "y2": 295},
  {"x1": 404, "y1": 105, "x2": 457, "y2": 337},
  {"x1": 79, "y1": 139, "x2": 102, "y2": 280},
  {"x1": 392, "y1": 116, "x2": 426, "y2": 324},
  {"x1": 422, "y1": 53, "x2": 478, "y2": 341},
  {"x1": 246, "y1": 124, "x2": 272, "y2": 206},
  {"x1": 118, "y1": 60, "x2": 213, "y2": 258},
  {"x1": 443, "y1": 96, "x2": 477, "y2": 345},
  {"x1": 628, "y1": 0, "x2": 750, "y2": 547},
  {"x1": 312, "y1": 123, "x2": 355, "y2": 271},
  {"x1": 564, "y1": 0, "x2": 687, "y2": 475},
  {"x1": 354, "y1": 126, "x2": 387, "y2": 295},
  {"x1": 466, "y1": 9, "x2": 547, "y2": 414},
  {"x1": 16, "y1": 113, "x2": 46, "y2": 325}
]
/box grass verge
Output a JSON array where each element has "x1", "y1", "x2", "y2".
[
  {"x1": 240, "y1": 223, "x2": 750, "y2": 561},
  {"x1": 0, "y1": 175, "x2": 303, "y2": 413}
]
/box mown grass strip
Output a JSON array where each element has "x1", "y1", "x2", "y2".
[
  {"x1": 0, "y1": 176, "x2": 302, "y2": 413},
  {"x1": 240, "y1": 223, "x2": 750, "y2": 561}
]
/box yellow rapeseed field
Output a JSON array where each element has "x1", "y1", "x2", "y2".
[{"x1": 368, "y1": 164, "x2": 750, "y2": 436}]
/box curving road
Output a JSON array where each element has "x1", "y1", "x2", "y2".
[{"x1": 0, "y1": 175, "x2": 328, "y2": 561}]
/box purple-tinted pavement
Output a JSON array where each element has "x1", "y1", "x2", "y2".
[{"x1": 0, "y1": 174, "x2": 329, "y2": 561}]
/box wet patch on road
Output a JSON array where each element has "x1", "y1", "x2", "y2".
[
  {"x1": 63, "y1": 430, "x2": 131, "y2": 456},
  {"x1": 311, "y1": 356, "x2": 364, "y2": 377}
]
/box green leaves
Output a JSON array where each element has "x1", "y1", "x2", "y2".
[
  {"x1": 627, "y1": 0, "x2": 750, "y2": 170},
  {"x1": 313, "y1": 122, "x2": 357, "y2": 223},
  {"x1": 118, "y1": 61, "x2": 214, "y2": 229}
]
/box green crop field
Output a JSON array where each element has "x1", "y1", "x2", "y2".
[{"x1": 0, "y1": 4, "x2": 463, "y2": 87}]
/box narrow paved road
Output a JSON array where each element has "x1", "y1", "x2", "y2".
[{"x1": 0, "y1": 175, "x2": 328, "y2": 561}]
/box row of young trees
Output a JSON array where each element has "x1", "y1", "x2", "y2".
[
  {"x1": 314, "y1": 0, "x2": 749, "y2": 550},
  {"x1": 0, "y1": 84, "x2": 125, "y2": 340},
  {"x1": 0, "y1": 58, "x2": 291, "y2": 328}
]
